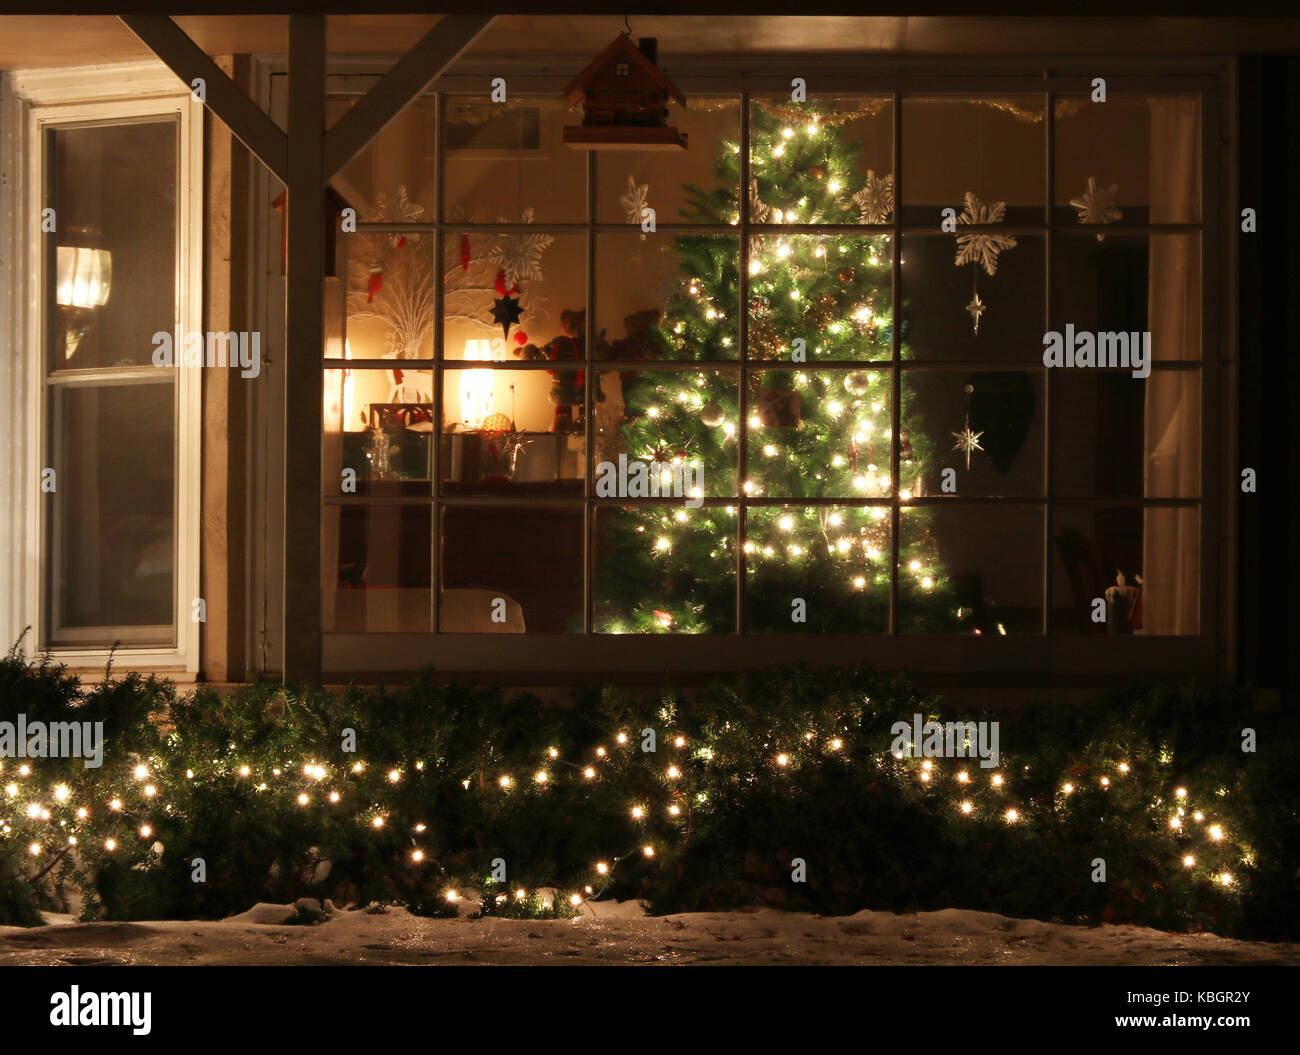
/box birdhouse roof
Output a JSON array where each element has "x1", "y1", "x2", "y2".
[{"x1": 563, "y1": 34, "x2": 686, "y2": 107}]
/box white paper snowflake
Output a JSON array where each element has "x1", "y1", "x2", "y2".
[
  {"x1": 1070, "y1": 176, "x2": 1122, "y2": 227},
  {"x1": 852, "y1": 170, "x2": 894, "y2": 224},
  {"x1": 747, "y1": 179, "x2": 771, "y2": 224},
  {"x1": 954, "y1": 192, "x2": 1018, "y2": 276},
  {"x1": 619, "y1": 174, "x2": 651, "y2": 226},
  {"x1": 373, "y1": 185, "x2": 425, "y2": 245},
  {"x1": 484, "y1": 208, "x2": 553, "y2": 286}
]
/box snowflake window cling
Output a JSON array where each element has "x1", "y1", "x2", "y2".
[
  {"x1": 1070, "y1": 176, "x2": 1123, "y2": 241},
  {"x1": 620, "y1": 174, "x2": 652, "y2": 236},
  {"x1": 953, "y1": 191, "x2": 1018, "y2": 336}
]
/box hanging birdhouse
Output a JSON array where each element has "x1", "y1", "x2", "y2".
[{"x1": 563, "y1": 35, "x2": 687, "y2": 150}]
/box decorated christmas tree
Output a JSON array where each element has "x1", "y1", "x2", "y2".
[{"x1": 596, "y1": 102, "x2": 970, "y2": 634}]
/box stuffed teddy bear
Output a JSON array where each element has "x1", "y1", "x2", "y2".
[{"x1": 514, "y1": 309, "x2": 585, "y2": 432}]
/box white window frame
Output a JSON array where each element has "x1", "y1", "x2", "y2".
[{"x1": 1, "y1": 62, "x2": 202, "y2": 677}]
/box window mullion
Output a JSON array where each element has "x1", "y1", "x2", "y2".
[
  {"x1": 737, "y1": 90, "x2": 751, "y2": 637},
  {"x1": 889, "y1": 90, "x2": 901, "y2": 637}
]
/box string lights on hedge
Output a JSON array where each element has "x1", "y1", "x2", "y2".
[{"x1": 0, "y1": 709, "x2": 1250, "y2": 918}]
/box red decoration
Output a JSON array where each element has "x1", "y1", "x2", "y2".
[
  {"x1": 366, "y1": 268, "x2": 384, "y2": 302},
  {"x1": 493, "y1": 269, "x2": 519, "y2": 296},
  {"x1": 394, "y1": 236, "x2": 407, "y2": 249},
  {"x1": 514, "y1": 331, "x2": 528, "y2": 345},
  {"x1": 460, "y1": 234, "x2": 471, "y2": 271}
]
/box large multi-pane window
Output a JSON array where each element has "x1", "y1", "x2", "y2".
[{"x1": 322, "y1": 84, "x2": 1205, "y2": 642}]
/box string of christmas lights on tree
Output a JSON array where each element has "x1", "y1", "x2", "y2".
[{"x1": 596, "y1": 101, "x2": 963, "y2": 635}]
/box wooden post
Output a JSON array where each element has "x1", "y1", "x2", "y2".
[
  {"x1": 122, "y1": 13, "x2": 494, "y2": 684},
  {"x1": 282, "y1": 15, "x2": 326, "y2": 683}
]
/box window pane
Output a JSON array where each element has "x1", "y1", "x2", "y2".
[
  {"x1": 744, "y1": 505, "x2": 890, "y2": 633},
  {"x1": 323, "y1": 504, "x2": 430, "y2": 633},
  {"x1": 1054, "y1": 94, "x2": 1200, "y2": 225},
  {"x1": 899, "y1": 505, "x2": 1041, "y2": 634},
  {"x1": 749, "y1": 96, "x2": 894, "y2": 225},
  {"x1": 1052, "y1": 370, "x2": 1200, "y2": 498},
  {"x1": 328, "y1": 95, "x2": 437, "y2": 219},
  {"x1": 594, "y1": 97, "x2": 739, "y2": 225},
  {"x1": 48, "y1": 118, "x2": 177, "y2": 371},
  {"x1": 745, "y1": 368, "x2": 891, "y2": 500},
  {"x1": 899, "y1": 234, "x2": 1044, "y2": 361},
  {"x1": 594, "y1": 506, "x2": 736, "y2": 633},
  {"x1": 324, "y1": 367, "x2": 432, "y2": 498},
  {"x1": 1051, "y1": 505, "x2": 1198, "y2": 635},
  {"x1": 443, "y1": 232, "x2": 580, "y2": 360},
  {"x1": 440, "y1": 505, "x2": 583, "y2": 633},
  {"x1": 1052, "y1": 233, "x2": 1201, "y2": 363},
  {"x1": 597, "y1": 368, "x2": 737, "y2": 499},
  {"x1": 443, "y1": 96, "x2": 586, "y2": 224},
  {"x1": 901, "y1": 96, "x2": 1045, "y2": 226},
  {"x1": 342, "y1": 232, "x2": 434, "y2": 360},
  {"x1": 595, "y1": 233, "x2": 739, "y2": 361},
  {"x1": 902, "y1": 370, "x2": 1044, "y2": 498},
  {"x1": 442, "y1": 368, "x2": 585, "y2": 496},
  {"x1": 49, "y1": 381, "x2": 175, "y2": 641},
  {"x1": 747, "y1": 234, "x2": 893, "y2": 362}
]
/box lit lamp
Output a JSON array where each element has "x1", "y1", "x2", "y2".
[
  {"x1": 56, "y1": 246, "x2": 112, "y2": 308},
  {"x1": 54, "y1": 246, "x2": 112, "y2": 360},
  {"x1": 460, "y1": 339, "x2": 495, "y2": 427}
]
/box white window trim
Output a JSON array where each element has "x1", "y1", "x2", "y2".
[{"x1": 1, "y1": 62, "x2": 202, "y2": 676}]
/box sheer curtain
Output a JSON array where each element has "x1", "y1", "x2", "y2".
[{"x1": 1142, "y1": 96, "x2": 1200, "y2": 634}]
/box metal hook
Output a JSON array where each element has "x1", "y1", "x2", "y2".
[{"x1": 622, "y1": 14, "x2": 632, "y2": 36}]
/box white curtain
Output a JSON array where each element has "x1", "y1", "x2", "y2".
[{"x1": 1142, "y1": 96, "x2": 1200, "y2": 634}]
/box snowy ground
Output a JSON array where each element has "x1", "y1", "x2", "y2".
[{"x1": 2, "y1": 901, "x2": 1298, "y2": 965}]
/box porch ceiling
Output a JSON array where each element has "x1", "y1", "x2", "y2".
[{"x1": 2, "y1": 15, "x2": 1300, "y2": 71}]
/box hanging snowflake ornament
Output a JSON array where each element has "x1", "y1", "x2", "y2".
[
  {"x1": 954, "y1": 192, "x2": 1018, "y2": 276},
  {"x1": 1070, "y1": 176, "x2": 1122, "y2": 239},
  {"x1": 484, "y1": 208, "x2": 553, "y2": 287},
  {"x1": 619, "y1": 174, "x2": 651, "y2": 226},
  {"x1": 852, "y1": 170, "x2": 895, "y2": 225},
  {"x1": 747, "y1": 179, "x2": 771, "y2": 224}
]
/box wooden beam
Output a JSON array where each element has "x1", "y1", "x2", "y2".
[
  {"x1": 322, "y1": 13, "x2": 492, "y2": 180},
  {"x1": 281, "y1": 14, "x2": 327, "y2": 683},
  {"x1": 119, "y1": 15, "x2": 288, "y2": 184}
]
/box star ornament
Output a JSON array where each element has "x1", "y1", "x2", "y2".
[
  {"x1": 954, "y1": 192, "x2": 1018, "y2": 276},
  {"x1": 951, "y1": 425, "x2": 984, "y2": 471},
  {"x1": 490, "y1": 294, "x2": 524, "y2": 341},
  {"x1": 965, "y1": 292, "x2": 986, "y2": 335}
]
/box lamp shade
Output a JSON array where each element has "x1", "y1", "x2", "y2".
[
  {"x1": 55, "y1": 246, "x2": 112, "y2": 308},
  {"x1": 460, "y1": 338, "x2": 495, "y2": 426}
]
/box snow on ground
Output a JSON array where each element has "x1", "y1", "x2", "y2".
[{"x1": 2, "y1": 901, "x2": 1297, "y2": 965}]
